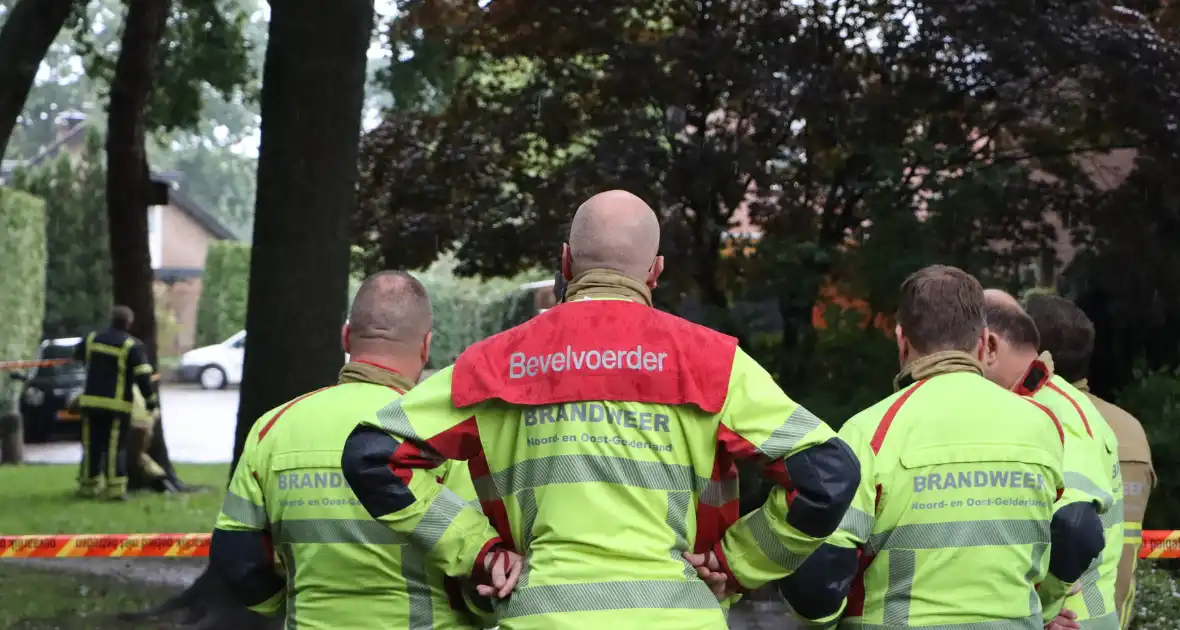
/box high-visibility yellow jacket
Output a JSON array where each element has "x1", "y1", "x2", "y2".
[
  {"x1": 1014, "y1": 355, "x2": 1121, "y2": 627},
  {"x1": 780, "y1": 352, "x2": 1081, "y2": 629},
  {"x1": 341, "y1": 272, "x2": 860, "y2": 630},
  {"x1": 1074, "y1": 379, "x2": 1154, "y2": 629},
  {"x1": 211, "y1": 361, "x2": 491, "y2": 630}
]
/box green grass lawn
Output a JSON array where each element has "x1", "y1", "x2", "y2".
[
  {"x1": 0, "y1": 464, "x2": 230, "y2": 629},
  {"x1": 0, "y1": 464, "x2": 229, "y2": 535}
]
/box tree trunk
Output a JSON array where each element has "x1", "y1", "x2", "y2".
[
  {"x1": 106, "y1": 0, "x2": 179, "y2": 490},
  {"x1": 139, "y1": 1, "x2": 375, "y2": 626},
  {"x1": 0, "y1": 0, "x2": 75, "y2": 158}
]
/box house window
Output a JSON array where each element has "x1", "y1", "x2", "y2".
[{"x1": 148, "y1": 206, "x2": 162, "y2": 270}]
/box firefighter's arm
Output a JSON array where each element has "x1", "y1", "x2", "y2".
[
  {"x1": 210, "y1": 437, "x2": 284, "y2": 616},
  {"x1": 713, "y1": 349, "x2": 860, "y2": 591},
  {"x1": 127, "y1": 343, "x2": 159, "y2": 412},
  {"x1": 341, "y1": 367, "x2": 502, "y2": 580},
  {"x1": 1038, "y1": 501, "x2": 1105, "y2": 620},
  {"x1": 1057, "y1": 414, "x2": 1115, "y2": 514}
]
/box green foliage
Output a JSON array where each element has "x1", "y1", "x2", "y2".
[
  {"x1": 10, "y1": 129, "x2": 112, "y2": 339},
  {"x1": 195, "y1": 241, "x2": 250, "y2": 347},
  {"x1": 1129, "y1": 565, "x2": 1180, "y2": 629},
  {"x1": 412, "y1": 255, "x2": 545, "y2": 368},
  {"x1": 0, "y1": 188, "x2": 47, "y2": 409},
  {"x1": 1116, "y1": 364, "x2": 1180, "y2": 530}
]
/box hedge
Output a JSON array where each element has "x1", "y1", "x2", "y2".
[
  {"x1": 0, "y1": 188, "x2": 47, "y2": 410},
  {"x1": 10, "y1": 129, "x2": 111, "y2": 338},
  {"x1": 195, "y1": 241, "x2": 250, "y2": 347}
]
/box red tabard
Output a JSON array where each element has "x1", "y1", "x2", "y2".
[{"x1": 451, "y1": 300, "x2": 739, "y2": 412}]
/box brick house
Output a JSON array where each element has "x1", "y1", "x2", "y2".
[{"x1": 1, "y1": 113, "x2": 238, "y2": 356}]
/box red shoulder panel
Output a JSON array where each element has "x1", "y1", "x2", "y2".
[
  {"x1": 869, "y1": 379, "x2": 929, "y2": 455},
  {"x1": 1045, "y1": 381, "x2": 1093, "y2": 438},
  {"x1": 451, "y1": 300, "x2": 738, "y2": 413}
]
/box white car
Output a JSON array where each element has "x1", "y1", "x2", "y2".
[{"x1": 179, "y1": 331, "x2": 245, "y2": 390}]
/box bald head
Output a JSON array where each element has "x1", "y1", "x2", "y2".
[
  {"x1": 348, "y1": 271, "x2": 432, "y2": 348},
  {"x1": 567, "y1": 190, "x2": 660, "y2": 279},
  {"x1": 983, "y1": 289, "x2": 1039, "y2": 350}
]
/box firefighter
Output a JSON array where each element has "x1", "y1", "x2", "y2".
[
  {"x1": 74, "y1": 305, "x2": 159, "y2": 501},
  {"x1": 776, "y1": 265, "x2": 1104, "y2": 627},
  {"x1": 1025, "y1": 294, "x2": 1146, "y2": 630},
  {"x1": 982, "y1": 290, "x2": 1119, "y2": 628},
  {"x1": 341, "y1": 190, "x2": 860, "y2": 630},
  {"x1": 209, "y1": 271, "x2": 505, "y2": 629}
]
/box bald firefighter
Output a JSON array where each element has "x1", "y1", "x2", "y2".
[
  {"x1": 777, "y1": 265, "x2": 1102, "y2": 628},
  {"x1": 982, "y1": 291, "x2": 1118, "y2": 629},
  {"x1": 74, "y1": 305, "x2": 159, "y2": 500},
  {"x1": 1026, "y1": 294, "x2": 1145, "y2": 630},
  {"x1": 210, "y1": 272, "x2": 501, "y2": 629},
  {"x1": 341, "y1": 190, "x2": 860, "y2": 630}
]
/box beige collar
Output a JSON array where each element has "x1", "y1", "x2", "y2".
[
  {"x1": 338, "y1": 361, "x2": 416, "y2": 392},
  {"x1": 894, "y1": 350, "x2": 984, "y2": 391},
  {"x1": 564, "y1": 269, "x2": 652, "y2": 306}
]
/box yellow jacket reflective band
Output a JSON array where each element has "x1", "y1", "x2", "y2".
[
  {"x1": 787, "y1": 356, "x2": 1067, "y2": 628},
  {"x1": 214, "y1": 366, "x2": 489, "y2": 630},
  {"x1": 346, "y1": 292, "x2": 859, "y2": 630}
]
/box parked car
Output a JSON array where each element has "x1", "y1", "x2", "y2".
[
  {"x1": 14, "y1": 337, "x2": 86, "y2": 443},
  {"x1": 179, "y1": 331, "x2": 245, "y2": 390}
]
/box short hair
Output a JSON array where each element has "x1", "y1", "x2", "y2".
[
  {"x1": 111, "y1": 305, "x2": 134, "y2": 330},
  {"x1": 896, "y1": 265, "x2": 986, "y2": 354},
  {"x1": 1024, "y1": 294, "x2": 1094, "y2": 382},
  {"x1": 983, "y1": 302, "x2": 1040, "y2": 350},
  {"x1": 348, "y1": 271, "x2": 432, "y2": 343}
]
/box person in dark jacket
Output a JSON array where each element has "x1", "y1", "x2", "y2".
[{"x1": 74, "y1": 306, "x2": 158, "y2": 500}]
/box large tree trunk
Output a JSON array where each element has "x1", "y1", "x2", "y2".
[
  {"x1": 137, "y1": 1, "x2": 375, "y2": 627},
  {"x1": 0, "y1": 0, "x2": 75, "y2": 158},
  {"x1": 106, "y1": 0, "x2": 180, "y2": 490}
]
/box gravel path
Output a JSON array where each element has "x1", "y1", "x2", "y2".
[{"x1": 8, "y1": 557, "x2": 205, "y2": 588}]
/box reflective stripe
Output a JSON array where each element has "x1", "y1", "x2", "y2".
[
  {"x1": 134, "y1": 363, "x2": 153, "y2": 376},
  {"x1": 84, "y1": 332, "x2": 95, "y2": 364},
  {"x1": 221, "y1": 491, "x2": 268, "y2": 529},
  {"x1": 408, "y1": 488, "x2": 466, "y2": 552},
  {"x1": 376, "y1": 399, "x2": 422, "y2": 442},
  {"x1": 501, "y1": 579, "x2": 720, "y2": 619},
  {"x1": 78, "y1": 395, "x2": 133, "y2": 413},
  {"x1": 402, "y1": 543, "x2": 432, "y2": 630},
  {"x1": 1064, "y1": 472, "x2": 1115, "y2": 511},
  {"x1": 89, "y1": 342, "x2": 127, "y2": 356},
  {"x1": 869, "y1": 519, "x2": 1049, "y2": 554},
  {"x1": 841, "y1": 616, "x2": 1041, "y2": 630},
  {"x1": 278, "y1": 544, "x2": 298, "y2": 630},
  {"x1": 745, "y1": 505, "x2": 809, "y2": 571},
  {"x1": 1078, "y1": 612, "x2": 1118, "y2": 629},
  {"x1": 666, "y1": 490, "x2": 695, "y2": 579},
  {"x1": 515, "y1": 488, "x2": 539, "y2": 589},
  {"x1": 758, "y1": 405, "x2": 822, "y2": 459},
  {"x1": 1101, "y1": 500, "x2": 1124, "y2": 529},
  {"x1": 699, "y1": 476, "x2": 739, "y2": 507},
  {"x1": 838, "y1": 506, "x2": 873, "y2": 541},
  {"x1": 1025, "y1": 542, "x2": 1048, "y2": 615},
  {"x1": 486, "y1": 453, "x2": 708, "y2": 497},
  {"x1": 273, "y1": 518, "x2": 407, "y2": 545},
  {"x1": 883, "y1": 548, "x2": 915, "y2": 625},
  {"x1": 1081, "y1": 563, "x2": 1107, "y2": 618}
]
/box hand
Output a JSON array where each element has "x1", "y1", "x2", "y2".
[
  {"x1": 683, "y1": 551, "x2": 732, "y2": 600},
  {"x1": 1045, "y1": 608, "x2": 1079, "y2": 630},
  {"x1": 475, "y1": 548, "x2": 524, "y2": 599}
]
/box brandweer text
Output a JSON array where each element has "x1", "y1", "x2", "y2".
[
  {"x1": 524, "y1": 402, "x2": 671, "y2": 433},
  {"x1": 913, "y1": 469, "x2": 1046, "y2": 493},
  {"x1": 278, "y1": 471, "x2": 347, "y2": 490},
  {"x1": 509, "y1": 345, "x2": 668, "y2": 379}
]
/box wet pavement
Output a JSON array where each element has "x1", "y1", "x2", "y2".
[{"x1": 24, "y1": 385, "x2": 239, "y2": 465}]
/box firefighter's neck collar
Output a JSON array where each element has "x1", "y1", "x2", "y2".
[
  {"x1": 894, "y1": 350, "x2": 984, "y2": 391},
  {"x1": 1012, "y1": 351, "x2": 1055, "y2": 396},
  {"x1": 564, "y1": 269, "x2": 653, "y2": 306},
  {"x1": 338, "y1": 360, "x2": 417, "y2": 393}
]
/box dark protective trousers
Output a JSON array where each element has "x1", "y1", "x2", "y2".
[{"x1": 79, "y1": 409, "x2": 131, "y2": 498}]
